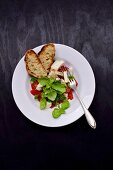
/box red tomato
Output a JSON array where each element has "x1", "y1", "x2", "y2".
[
  {"x1": 58, "y1": 65, "x2": 68, "y2": 72},
  {"x1": 30, "y1": 89, "x2": 41, "y2": 96},
  {"x1": 66, "y1": 86, "x2": 71, "y2": 93},
  {"x1": 58, "y1": 75, "x2": 64, "y2": 79},
  {"x1": 68, "y1": 89, "x2": 73, "y2": 100},
  {"x1": 58, "y1": 100, "x2": 63, "y2": 104},
  {"x1": 50, "y1": 102, "x2": 56, "y2": 108},
  {"x1": 75, "y1": 80, "x2": 78, "y2": 87},
  {"x1": 37, "y1": 94, "x2": 42, "y2": 101},
  {"x1": 31, "y1": 81, "x2": 38, "y2": 90}
]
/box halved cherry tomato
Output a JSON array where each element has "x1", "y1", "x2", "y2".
[
  {"x1": 30, "y1": 89, "x2": 42, "y2": 96},
  {"x1": 31, "y1": 81, "x2": 39, "y2": 90},
  {"x1": 68, "y1": 89, "x2": 73, "y2": 100}
]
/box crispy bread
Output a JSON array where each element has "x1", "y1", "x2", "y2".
[
  {"x1": 24, "y1": 50, "x2": 47, "y2": 78},
  {"x1": 38, "y1": 43, "x2": 55, "y2": 73}
]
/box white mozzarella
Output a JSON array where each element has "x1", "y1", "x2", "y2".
[
  {"x1": 36, "y1": 83, "x2": 43, "y2": 91},
  {"x1": 56, "y1": 77, "x2": 60, "y2": 81},
  {"x1": 48, "y1": 70, "x2": 56, "y2": 78},
  {"x1": 61, "y1": 79, "x2": 65, "y2": 83},
  {"x1": 64, "y1": 71, "x2": 70, "y2": 83},
  {"x1": 64, "y1": 93, "x2": 68, "y2": 98},
  {"x1": 51, "y1": 60, "x2": 64, "y2": 70},
  {"x1": 46, "y1": 102, "x2": 52, "y2": 109},
  {"x1": 55, "y1": 71, "x2": 64, "y2": 76}
]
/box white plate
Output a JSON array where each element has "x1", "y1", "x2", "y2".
[{"x1": 12, "y1": 44, "x2": 95, "y2": 127}]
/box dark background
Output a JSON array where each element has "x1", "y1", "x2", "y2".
[{"x1": 0, "y1": 0, "x2": 113, "y2": 169}]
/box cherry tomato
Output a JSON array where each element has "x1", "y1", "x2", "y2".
[
  {"x1": 68, "y1": 89, "x2": 73, "y2": 100},
  {"x1": 31, "y1": 81, "x2": 38, "y2": 90},
  {"x1": 30, "y1": 89, "x2": 41, "y2": 96}
]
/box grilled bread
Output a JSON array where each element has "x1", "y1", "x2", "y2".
[
  {"x1": 24, "y1": 50, "x2": 47, "y2": 78},
  {"x1": 38, "y1": 43, "x2": 55, "y2": 73}
]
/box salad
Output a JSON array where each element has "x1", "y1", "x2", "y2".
[{"x1": 30, "y1": 60, "x2": 78, "y2": 118}]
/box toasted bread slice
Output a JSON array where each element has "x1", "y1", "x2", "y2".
[
  {"x1": 38, "y1": 43, "x2": 55, "y2": 73},
  {"x1": 24, "y1": 50, "x2": 47, "y2": 78}
]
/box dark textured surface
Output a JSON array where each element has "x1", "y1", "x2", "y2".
[{"x1": 0, "y1": 0, "x2": 113, "y2": 169}]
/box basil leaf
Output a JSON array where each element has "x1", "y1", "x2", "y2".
[
  {"x1": 40, "y1": 98, "x2": 47, "y2": 109},
  {"x1": 52, "y1": 82, "x2": 66, "y2": 93},
  {"x1": 34, "y1": 95, "x2": 38, "y2": 99},
  {"x1": 52, "y1": 108, "x2": 65, "y2": 118},
  {"x1": 38, "y1": 77, "x2": 49, "y2": 86},
  {"x1": 46, "y1": 90, "x2": 57, "y2": 101},
  {"x1": 30, "y1": 77, "x2": 38, "y2": 82},
  {"x1": 61, "y1": 100, "x2": 70, "y2": 110}
]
